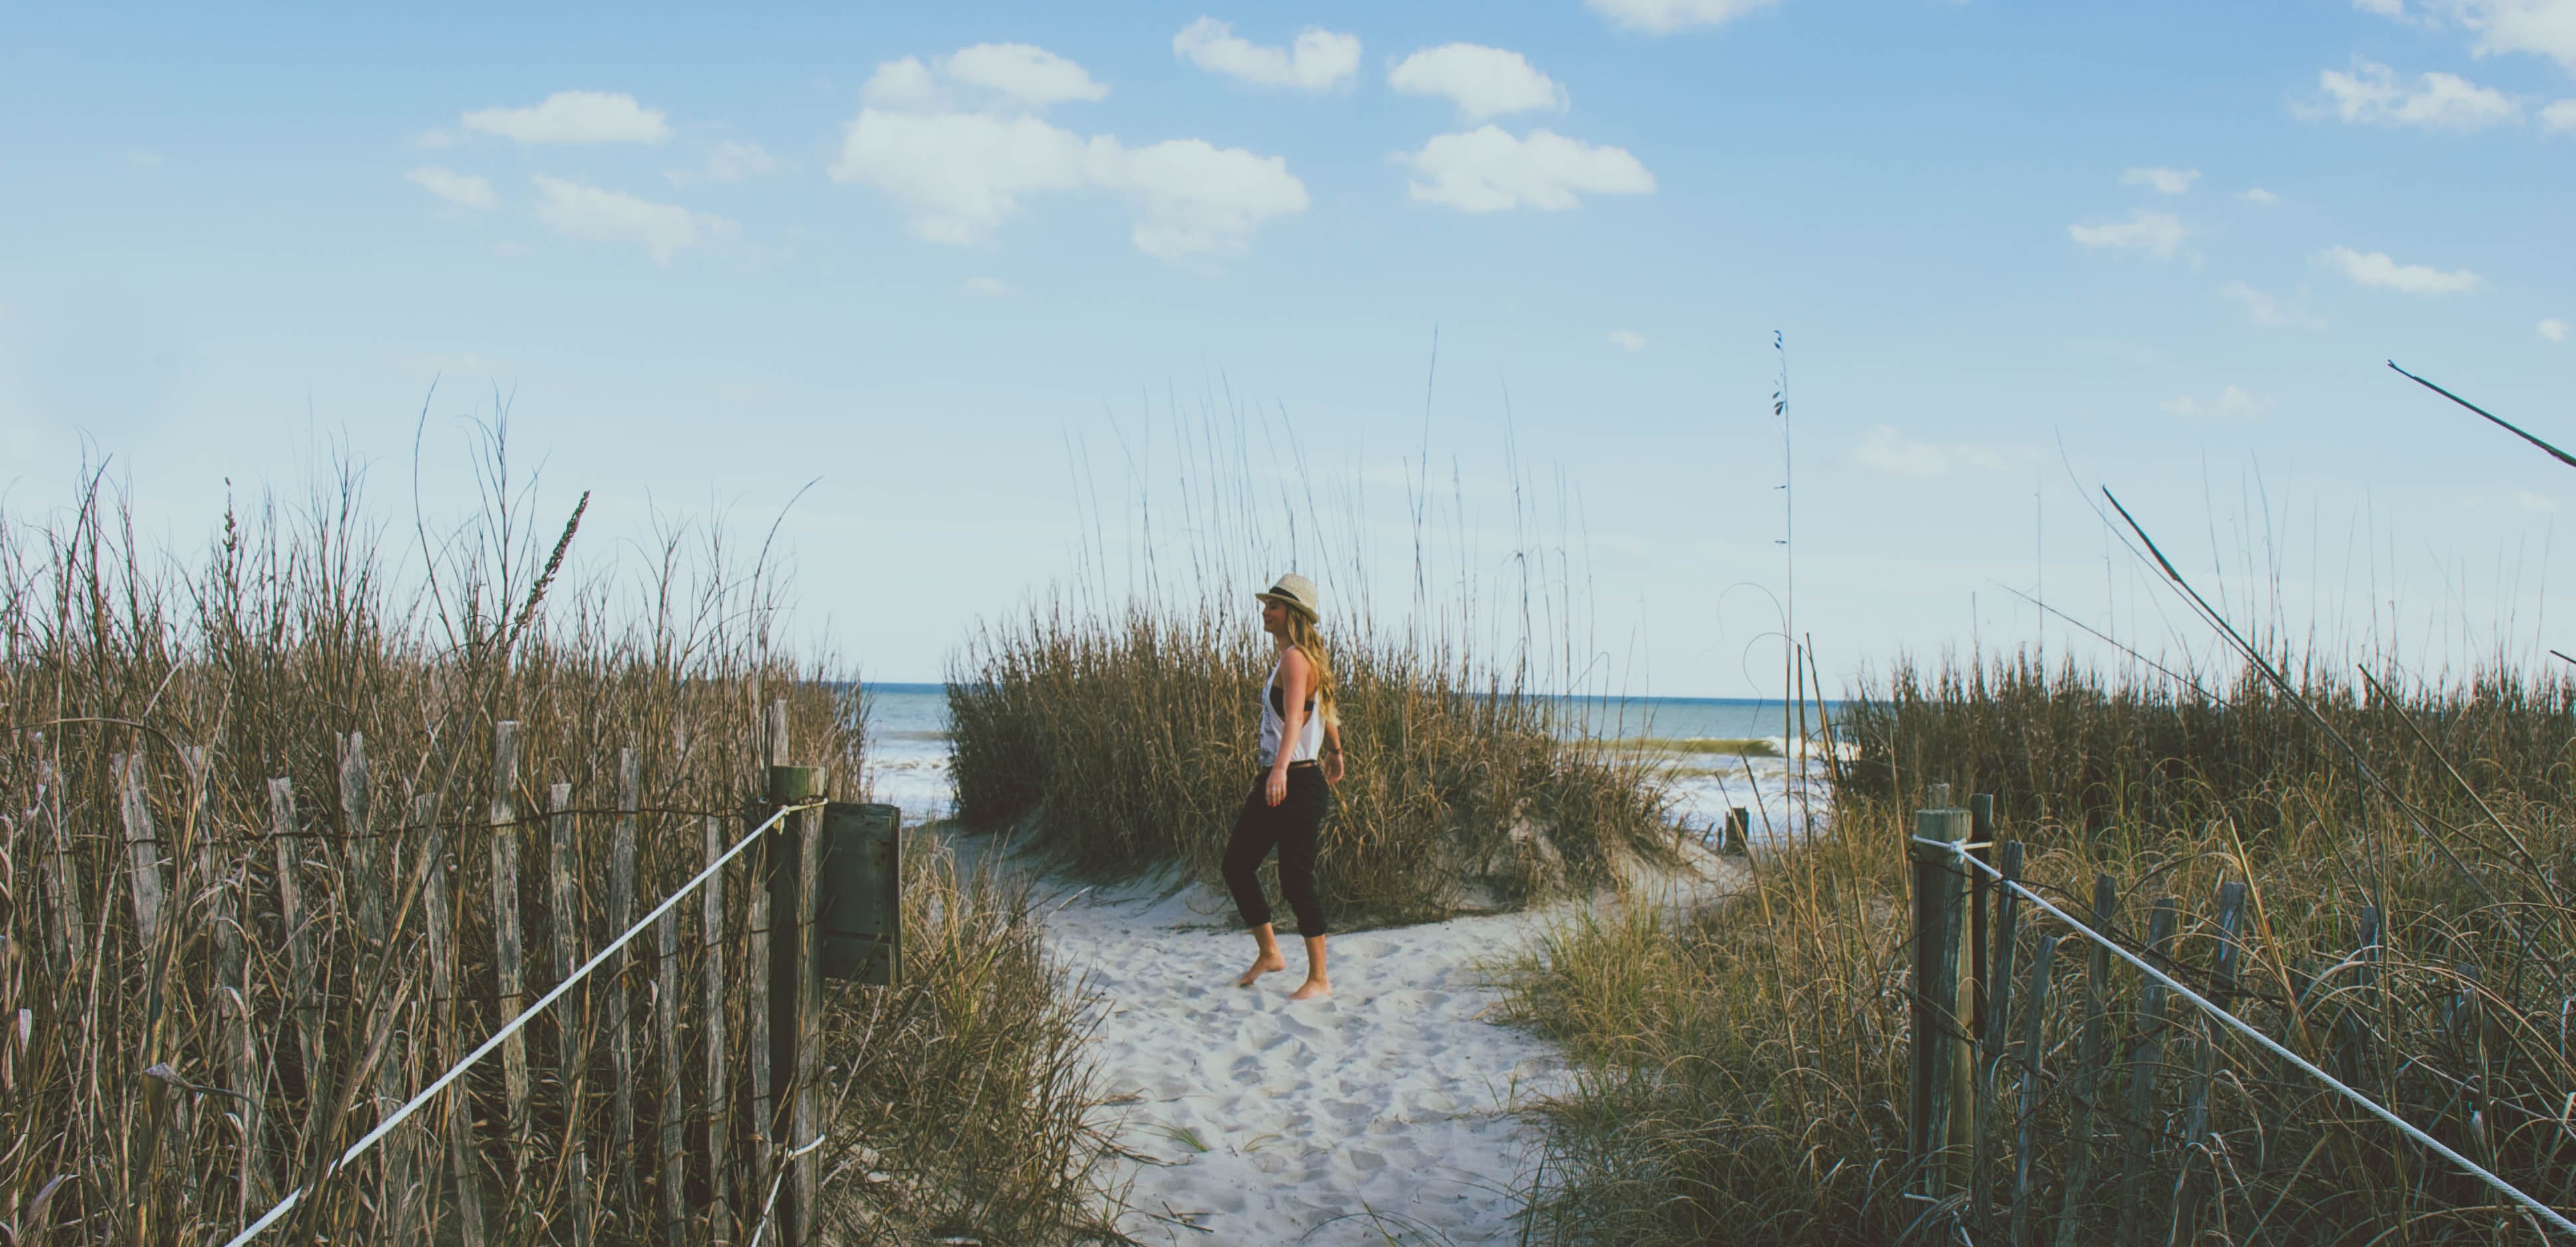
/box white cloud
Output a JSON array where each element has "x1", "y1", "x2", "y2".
[
  {"x1": 833, "y1": 110, "x2": 1086, "y2": 244},
  {"x1": 417, "y1": 130, "x2": 457, "y2": 149},
  {"x1": 2220, "y1": 281, "x2": 2326, "y2": 329},
  {"x1": 2241, "y1": 187, "x2": 2279, "y2": 205},
  {"x1": 462, "y1": 91, "x2": 672, "y2": 145},
  {"x1": 2318, "y1": 245, "x2": 2482, "y2": 294},
  {"x1": 1587, "y1": 0, "x2": 1782, "y2": 35},
  {"x1": 2068, "y1": 210, "x2": 2188, "y2": 260},
  {"x1": 2162, "y1": 385, "x2": 2267, "y2": 420},
  {"x1": 2312, "y1": 58, "x2": 2519, "y2": 128},
  {"x1": 834, "y1": 44, "x2": 1305, "y2": 260},
  {"x1": 406, "y1": 166, "x2": 498, "y2": 210},
  {"x1": 864, "y1": 57, "x2": 942, "y2": 110},
  {"x1": 2442, "y1": 0, "x2": 2576, "y2": 73},
  {"x1": 1402, "y1": 126, "x2": 1653, "y2": 212},
  {"x1": 1387, "y1": 44, "x2": 1567, "y2": 121},
  {"x1": 530, "y1": 175, "x2": 736, "y2": 264},
  {"x1": 2513, "y1": 489, "x2": 2559, "y2": 513},
  {"x1": 2120, "y1": 166, "x2": 2200, "y2": 194},
  {"x1": 670, "y1": 140, "x2": 780, "y2": 186},
  {"x1": 831, "y1": 108, "x2": 1305, "y2": 258},
  {"x1": 2541, "y1": 317, "x2": 2570, "y2": 341},
  {"x1": 1173, "y1": 18, "x2": 1361, "y2": 90},
  {"x1": 963, "y1": 276, "x2": 1019, "y2": 297},
  {"x1": 2544, "y1": 98, "x2": 2576, "y2": 130},
  {"x1": 1608, "y1": 329, "x2": 1647, "y2": 351},
  {"x1": 1855, "y1": 426, "x2": 2013, "y2": 477},
  {"x1": 1091, "y1": 137, "x2": 1309, "y2": 260},
  {"x1": 2354, "y1": 0, "x2": 2410, "y2": 15},
  {"x1": 942, "y1": 43, "x2": 1108, "y2": 108}
]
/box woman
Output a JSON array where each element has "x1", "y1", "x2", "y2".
[{"x1": 1224, "y1": 572, "x2": 1345, "y2": 1000}]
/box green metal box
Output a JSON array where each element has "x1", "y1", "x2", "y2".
[{"x1": 818, "y1": 801, "x2": 901, "y2": 985}]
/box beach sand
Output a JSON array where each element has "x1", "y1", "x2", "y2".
[{"x1": 941, "y1": 826, "x2": 1737, "y2": 1246}]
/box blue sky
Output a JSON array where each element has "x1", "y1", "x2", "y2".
[{"x1": 5, "y1": 1, "x2": 2574, "y2": 696}]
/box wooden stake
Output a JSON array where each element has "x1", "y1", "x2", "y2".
[
  {"x1": 657, "y1": 906, "x2": 685, "y2": 1247},
  {"x1": 2168, "y1": 881, "x2": 2247, "y2": 1245},
  {"x1": 269, "y1": 777, "x2": 325, "y2": 1161},
  {"x1": 116, "y1": 753, "x2": 166, "y2": 957},
  {"x1": 2052, "y1": 874, "x2": 2119, "y2": 1247},
  {"x1": 488, "y1": 721, "x2": 532, "y2": 1208},
  {"x1": 1911, "y1": 804, "x2": 1972, "y2": 1195},
  {"x1": 703, "y1": 815, "x2": 734, "y2": 1246},
  {"x1": 2010, "y1": 934, "x2": 2060, "y2": 1247},
  {"x1": 1973, "y1": 838, "x2": 2026, "y2": 1233},
  {"x1": 611, "y1": 748, "x2": 641, "y2": 1219},
  {"x1": 2118, "y1": 898, "x2": 2180, "y2": 1245},
  {"x1": 416, "y1": 791, "x2": 488, "y2": 1247},
  {"x1": 549, "y1": 781, "x2": 595, "y2": 1247}
]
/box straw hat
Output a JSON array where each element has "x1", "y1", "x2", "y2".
[{"x1": 1256, "y1": 572, "x2": 1321, "y2": 622}]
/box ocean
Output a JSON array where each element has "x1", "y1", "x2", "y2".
[{"x1": 857, "y1": 682, "x2": 1840, "y2": 843}]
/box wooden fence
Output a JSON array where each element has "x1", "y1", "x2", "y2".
[
  {"x1": 1905, "y1": 785, "x2": 2565, "y2": 1245},
  {"x1": 13, "y1": 701, "x2": 856, "y2": 1246}
]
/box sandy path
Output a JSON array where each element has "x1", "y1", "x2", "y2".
[{"x1": 943, "y1": 829, "x2": 1731, "y2": 1247}]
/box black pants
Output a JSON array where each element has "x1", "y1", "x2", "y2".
[{"x1": 1222, "y1": 765, "x2": 1331, "y2": 937}]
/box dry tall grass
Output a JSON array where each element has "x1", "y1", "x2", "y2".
[
  {"x1": 1506, "y1": 650, "x2": 2576, "y2": 1246},
  {"x1": 947, "y1": 594, "x2": 1673, "y2": 927},
  {"x1": 1, "y1": 451, "x2": 1112, "y2": 1244}
]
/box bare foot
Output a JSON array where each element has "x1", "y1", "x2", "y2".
[
  {"x1": 1236, "y1": 952, "x2": 1287, "y2": 987},
  {"x1": 1287, "y1": 978, "x2": 1332, "y2": 1001}
]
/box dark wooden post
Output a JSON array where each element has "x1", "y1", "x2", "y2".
[
  {"x1": 1973, "y1": 837, "x2": 2025, "y2": 1232},
  {"x1": 610, "y1": 748, "x2": 641, "y2": 1219},
  {"x1": 2118, "y1": 898, "x2": 2180, "y2": 1246},
  {"x1": 2169, "y1": 880, "x2": 2246, "y2": 1244},
  {"x1": 1969, "y1": 793, "x2": 1995, "y2": 1043},
  {"x1": 2010, "y1": 934, "x2": 2060, "y2": 1247},
  {"x1": 702, "y1": 814, "x2": 734, "y2": 1245},
  {"x1": 2051, "y1": 873, "x2": 2119, "y2": 1247},
  {"x1": 1911, "y1": 801, "x2": 1971, "y2": 1196},
  {"x1": 547, "y1": 782, "x2": 595, "y2": 1247},
  {"x1": 764, "y1": 761, "x2": 824, "y2": 1246}
]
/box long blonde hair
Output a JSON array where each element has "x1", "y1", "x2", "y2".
[{"x1": 1282, "y1": 609, "x2": 1338, "y2": 727}]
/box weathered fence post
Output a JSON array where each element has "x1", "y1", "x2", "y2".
[
  {"x1": 764, "y1": 759, "x2": 825, "y2": 1246},
  {"x1": 270, "y1": 777, "x2": 325, "y2": 1158},
  {"x1": 117, "y1": 753, "x2": 166, "y2": 954},
  {"x1": 2118, "y1": 898, "x2": 2181, "y2": 1246},
  {"x1": 1721, "y1": 806, "x2": 1749, "y2": 855},
  {"x1": 657, "y1": 904, "x2": 686, "y2": 1247},
  {"x1": 2168, "y1": 880, "x2": 2247, "y2": 1245},
  {"x1": 1973, "y1": 837, "x2": 2026, "y2": 1232},
  {"x1": 1911, "y1": 799, "x2": 1972, "y2": 1196},
  {"x1": 703, "y1": 814, "x2": 734, "y2": 1245},
  {"x1": 548, "y1": 781, "x2": 595, "y2": 1247},
  {"x1": 209, "y1": 755, "x2": 264, "y2": 1214},
  {"x1": 416, "y1": 790, "x2": 488, "y2": 1247},
  {"x1": 2011, "y1": 933, "x2": 2060, "y2": 1247},
  {"x1": 610, "y1": 747, "x2": 641, "y2": 1221},
  {"x1": 748, "y1": 701, "x2": 786, "y2": 1234},
  {"x1": 342, "y1": 733, "x2": 418, "y2": 1244},
  {"x1": 488, "y1": 721, "x2": 532, "y2": 1218},
  {"x1": 2052, "y1": 873, "x2": 2119, "y2": 1247},
  {"x1": 1969, "y1": 793, "x2": 1995, "y2": 1044}
]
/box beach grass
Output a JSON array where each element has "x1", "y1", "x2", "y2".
[
  {"x1": 1607, "y1": 735, "x2": 1778, "y2": 757},
  {"x1": 947, "y1": 596, "x2": 1675, "y2": 926},
  {"x1": 0, "y1": 451, "x2": 1112, "y2": 1242},
  {"x1": 1504, "y1": 648, "x2": 2576, "y2": 1245}
]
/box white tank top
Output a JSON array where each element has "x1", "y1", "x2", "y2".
[{"x1": 1258, "y1": 659, "x2": 1324, "y2": 765}]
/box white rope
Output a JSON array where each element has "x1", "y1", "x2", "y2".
[
  {"x1": 1915, "y1": 835, "x2": 2576, "y2": 1239},
  {"x1": 224, "y1": 799, "x2": 822, "y2": 1247}
]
